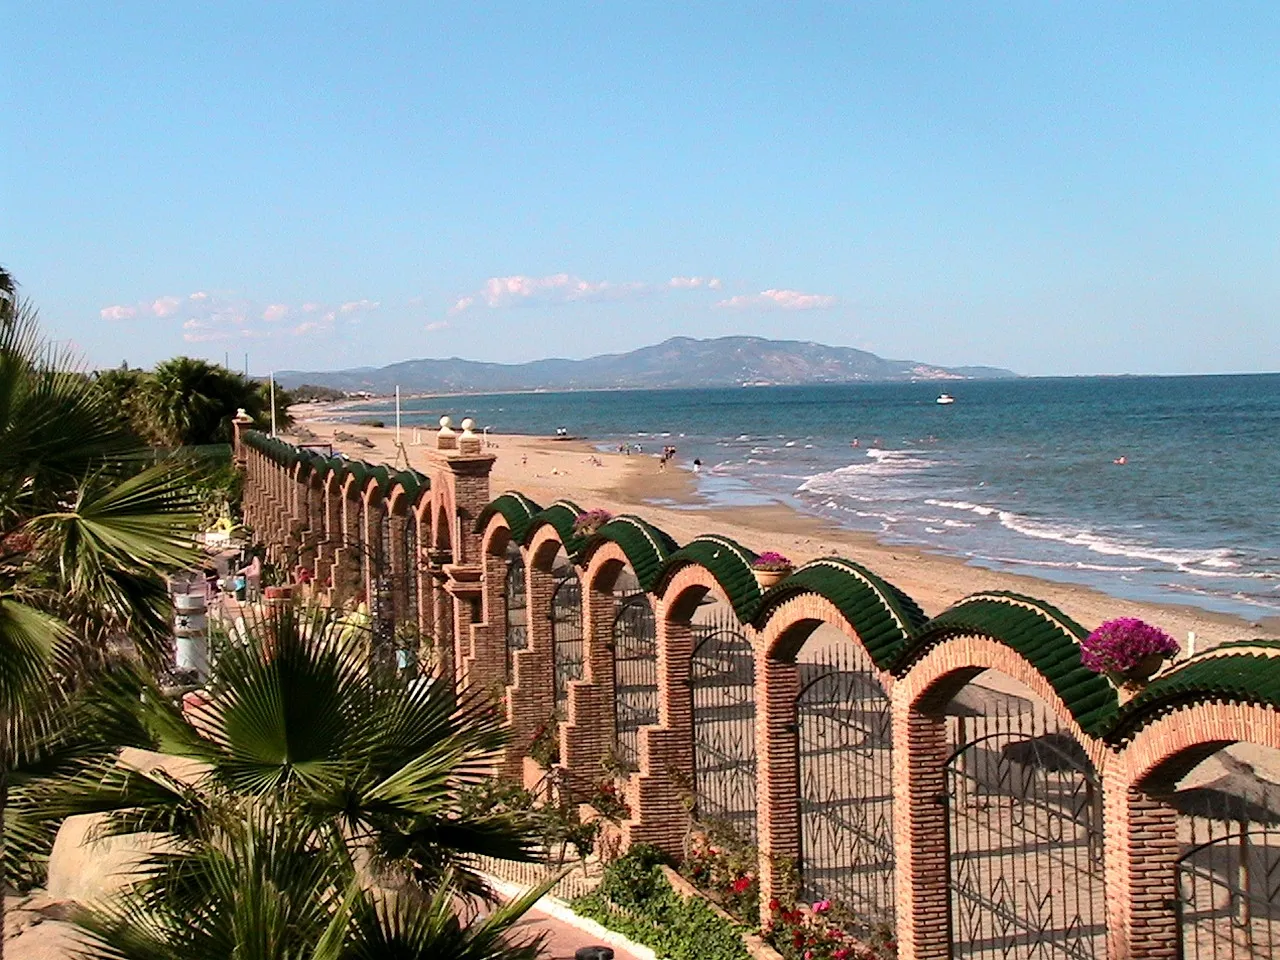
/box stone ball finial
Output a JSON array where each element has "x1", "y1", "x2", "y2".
[
  {"x1": 232, "y1": 407, "x2": 254, "y2": 424},
  {"x1": 461, "y1": 417, "x2": 476, "y2": 436},
  {"x1": 439, "y1": 415, "x2": 452, "y2": 430}
]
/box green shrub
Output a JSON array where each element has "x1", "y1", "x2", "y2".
[{"x1": 572, "y1": 847, "x2": 749, "y2": 960}]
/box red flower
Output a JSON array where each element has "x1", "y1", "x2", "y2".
[
  {"x1": 768, "y1": 897, "x2": 781, "y2": 912},
  {"x1": 730, "y1": 875, "x2": 752, "y2": 894}
]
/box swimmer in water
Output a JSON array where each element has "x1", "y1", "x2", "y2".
[
  {"x1": 1114, "y1": 456, "x2": 1127, "y2": 465},
  {"x1": 851, "y1": 438, "x2": 860, "y2": 448}
]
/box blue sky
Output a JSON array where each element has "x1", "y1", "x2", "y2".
[{"x1": 4, "y1": 3, "x2": 1277, "y2": 376}]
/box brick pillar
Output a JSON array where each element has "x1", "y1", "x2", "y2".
[
  {"x1": 457, "y1": 545, "x2": 508, "y2": 702},
  {"x1": 892, "y1": 699, "x2": 952, "y2": 960},
  {"x1": 1105, "y1": 765, "x2": 1180, "y2": 960},
  {"x1": 504, "y1": 558, "x2": 555, "y2": 781},
  {"x1": 757, "y1": 652, "x2": 801, "y2": 911},
  {"x1": 562, "y1": 574, "x2": 618, "y2": 798},
  {"x1": 623, "y1": 600, "x2": 694, "y2": 858}
]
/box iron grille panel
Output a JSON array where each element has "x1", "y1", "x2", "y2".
[
  {"x1": 552, "y1": 572, "x2": 584, "y2": 707},
  {"x1": 945, "y1": 694, "x2": 1106, "y2": 960},
  {"x1": 504, "y1": 548, "x2": 527, "y2": 685},
  {"x1": 613, "y1": 590, "x2": 657, "y2": 770},
  {"x1": 797, "y1": 644, "x2": 895, "y2": 936},
  {"x1": 1177, "y1": 767, "x2": 1280, "y2": 959},
  {"x1": 691, "y1": 606, "x2": 757, "y2": 842}
]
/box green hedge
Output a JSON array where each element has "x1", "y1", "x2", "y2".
[{"x1": 571, "y1": 846, "x2": 750, "y2": 960}]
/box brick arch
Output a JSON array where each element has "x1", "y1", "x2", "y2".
[
  {"x1": 892, "y1": 634, "x2": 1111, "y2": 960},
  {"x1": 558, "y1": 541, "x2": 640, "y2": 793},
  {"x1": 898, "y1": 634, "x2": 1102, "y2": 763},
  {"x1": 620, "y1": 564, "x2": 756, "y2": 857},
  {"x1": 1098, "y1": 699, "x2": 1280, "y2": 960}
]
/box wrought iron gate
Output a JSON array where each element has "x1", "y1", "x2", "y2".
[
  {"x1": 402, "y1": 517, "x2": 418, "y2": 626},
  {"x1": 504, "y1": 547, "x2": 527, "y2": 684},
  {"x1": 691, "y1": 606, "x2": 757, "y2": 841},
  {"x1": 946, "y1": 699, "x2": 1106, "y2": 960},
  {"x1": 551, "y1": 571, "x2": 583, "y2": 708},
  {"x1": 797, "y1": 644, "x2": 895, "y2": 934},
  {"x1": 613, "y1": 590, "x2": 657, "y2": 770},
  {"x1": 1177, "y1": 785, "x2": 1280, "y2": 958}
]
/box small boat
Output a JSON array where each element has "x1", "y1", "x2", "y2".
[{"x1": 936, "y1": 393, "x2": 956, "y2": 405}]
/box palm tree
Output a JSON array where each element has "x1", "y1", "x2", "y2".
[
  {"x1": 0, "y1": 293, "x2": 202, "y2": 954},
  {"x1": 144, "y1": 357, "x2": 289, "y2": 447},
  {"x1": 61, "y1": 605, "x2": 550, "y2": 958}
]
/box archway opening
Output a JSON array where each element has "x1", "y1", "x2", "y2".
[
  {"x1": 794, "y1": 621, "x2": 894, "y2": 938},
  {"x1": 1163, "y1": 742, "x2": 1280, "y2": 958},
  {"x1": 503, "y1": 542, "x2": 527, "y2": 685},
  {"x1": 940, "y1": 671, "x2": 1105, "y2": 960},
  {"x1": 612, "y1": 566, "x2": 655, "y2": 772},
  {"x1": 690, "y1": 595, "x2": 757, "y2": 843}
]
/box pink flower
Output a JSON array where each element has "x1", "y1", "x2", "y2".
[{"x1": 812, "y1": 899, "x2": 832, "y2": 914}]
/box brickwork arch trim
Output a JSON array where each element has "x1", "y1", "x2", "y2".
[
  {"x1": 1108, "y1": 640, "x2": 1280, "y2": 746},
  {"x1": 897, "y1": 633, "x2": 1109, "y2": 768},
  {"x1": 896, "y1": 591, "x2": 1119, "y2": 736},
  {"x1": 521, "y1": 500, "x2": 586, "y2": 557},
  {"x1": 474, "y1": 491, "x2": 543, "y2": 543},
  {"x1": 478, "y1": 511, "x2": 517, "y2": 560},
  {"x1": 581, "y1": 515, "x2": 679, "y2": 592},
  {"x1": 656, "y1": 534, "x2": 761, "y2": 623},
  {"x1": 753, "y1": 557, "x2": 927, "y2": 669}
]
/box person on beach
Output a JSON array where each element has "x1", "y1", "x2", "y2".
[{"x1": 693, "y1": 458, "x2": 702, "y2": 474}]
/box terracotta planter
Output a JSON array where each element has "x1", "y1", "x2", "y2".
[
  {"x1": 1109, "y1": 653, "x2": 1166, "y2": 689},
  {"x1": 753, "y1": 568, "x2": 792, "y2": 590}
]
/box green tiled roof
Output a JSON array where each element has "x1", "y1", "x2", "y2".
[
  {"x1": 898, "y1": 591, "x2": 1118, "y2": 736},
  {"x1": 474, "y1": 491, "x2": 544, "y2": 542},
  {"x1": 1107, "y1": 640, "x2": 1280, "y2": 743},
  {"x1": 752, "y1": 557, "x2": 928, "y2": 669},
  {"x1": 522, "y1": 499, "x2": 586, "y2": 557},
  {"x1": 658, "y1": 534, "x2": 761, "y2": 622},
  {"x1": 590, "y1": 515, "x2": 680, "y2": 592},
  {"x1": 392, "y1": 469, "x2": 428, "y2": 498}
]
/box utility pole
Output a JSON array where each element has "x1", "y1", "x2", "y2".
[{"x1": 270, "y1": 372, "x2": 277, "y2": 437}]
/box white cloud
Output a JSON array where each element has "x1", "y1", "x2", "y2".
[
  {"x1": 189, "y1": 291, "x2": 209, "y2": 301},
  {"x1": 668, "y1": 276, "x2": 722, "y2": 290},
  {"x1": 151, "y1": 296, "x2": 181, "y2": 317},
  {"x1": 261, "y1": 304, "x2": 289, "y2": 322},
  {"x1": 339, "y1": 299, "x2": 379, "y2": 314},
  {"x1": 425, "y1": 320, "x2": 449, "y2": 332},
  {"x1": 714, "y1": 288, "x2": 838, "y2": 311},
  {"x1": 100, "y1": 305, "x2": 137, "y2": 321},
  {"x1": 449, "y1": 296, "x2": 475, "y2": 315}
]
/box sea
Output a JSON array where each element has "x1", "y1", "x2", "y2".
[{"x1": 339, "y1": 375, "x2": 1280, "y2": 623}]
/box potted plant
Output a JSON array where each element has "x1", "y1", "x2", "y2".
[
  {"x1": 572, "y1": 508, "x2": 614, "y2": 538},
  {"x1": 751, "y1": 551, "x2": 795, "y2": 589},
  {"x1": 1080, "y1": 617, "x2": 1180, "y2": 688}
]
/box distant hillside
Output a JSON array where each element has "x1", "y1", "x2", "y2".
[{"x1": 276, "y1": 336, "x2": 1016, "y2": 394}]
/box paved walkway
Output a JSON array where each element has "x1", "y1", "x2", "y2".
[{"x1": 517, "y1": 906, "x2": 650, "y2": 960}]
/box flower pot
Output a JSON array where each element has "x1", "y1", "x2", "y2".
[
  {"x1": 753, "y1": 568, "x2": 792, "y2": 590},
  {"x1": 1107, "y1": 653, "x2": 1166, "y2": 690}
]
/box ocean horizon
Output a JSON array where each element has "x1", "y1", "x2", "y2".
[{"x1": 339, "y1": 373, "x2": 1280, "y2": 623}]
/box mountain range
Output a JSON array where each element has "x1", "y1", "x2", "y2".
[{"x1": 276, "y1": 336, "x2": 1016, "y2": 394}]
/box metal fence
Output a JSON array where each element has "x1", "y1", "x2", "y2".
[
  {"x1": 612, "y1": 589, "x2": 658, "y2": 770},
  {"x1": 503, "y1": 546, "x2": 527, "y2": 685},
  {"x1": 796, "y1": 641, "x2": 895, "y2": 935},
  {"x1": 690, "y1": 603, "x2": 758, "y2": 842},
  {"x1": 551, "y1": 571, "x2": 583, "y2": 708},
  {"x1": 945, "y1": 683, "x2": 1107, "y2": 960},
  {"x1": 1176, "y1": 750, "x2": 1280, "y2": 959}
]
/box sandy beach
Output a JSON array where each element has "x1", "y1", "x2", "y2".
[{"x1": 290, "y1": 406, "x2": 1279, "y2": 650}]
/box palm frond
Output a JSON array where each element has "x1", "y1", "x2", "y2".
[{"x1": 0, "y1": 596, "x2": 66, "y2": 713}]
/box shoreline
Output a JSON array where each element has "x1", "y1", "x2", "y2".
[{"x1": 288, "y1": 407, "x2": 1280, "y2": 648}]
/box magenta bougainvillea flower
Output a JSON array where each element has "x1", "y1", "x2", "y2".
[
  {"x1": 752, "y1": 550, "x2": 794, "y2": 572},
  {"x1": 1080, "y1": 617, "x2": 1179, "y2": 674},
  {"x1": 571, "y1": 508, "x2": 613, "y2": 535}
]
